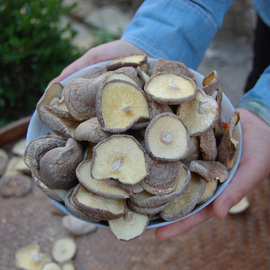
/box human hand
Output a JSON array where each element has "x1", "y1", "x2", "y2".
[
  {"x1": 50, "y1": 39, "x2": 150, "y2": 83},
  {"x1": 155, "y1": 108, "x2": 270, "y2": 239}
]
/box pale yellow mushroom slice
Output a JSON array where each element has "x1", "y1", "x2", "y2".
[
  {"x1": 96, "y1": 80, "x2": 150, "y2": 133},
  {"x1": 177, "y1": 88, "x2": 220, "y2": 136},
  {"x1": 12, "y1": 138, "x2": 27, "y2": 156},
  {"x1": 218, "y1": 111, "x2": 240, "y2": 170},
  {"x1": 160, "y1": 173, "x2": 206, "y2": 221},
  {"x1": 72, "y1": 184, "x2": 125, "y2": 221},
  {"x1": 229, "y1": 196, "x2": 250, "y2": 214},
  {"x1": 202, "y1": 70, "x2": 220, "y2": 96},
  {"x1": 189, "y1": 160, "x2": 228, "y2": 183},
  {"x1": 15, "y1": 244, "x2": 52, "y2": 270},
  {"x1": 52, "y1": 238, "x2": 77, "y2": 264},
  {"x1": 76, "y1": 159, "x2": 129, "y2": 199},
  {"x1": 91, "y1": 135, "x2": 148, "y2": 185},
  {"x1": 144, "y1": 72, "x2": 197, "y2": 105},
  {"x1": 106, "y1": 53, "x2": 147, "y2": 70},
  {"x1": 0, "y1": 149, "x2": 8, "y2": 176},
  {"x1": 108, "y1": 207, "x2": 150, "y2": 241},
  {"x1": 60, "y1": 260, "x2": 76, "y2": 270},
  {"x1": 197, "y1": 180, "x2": 218, "y2": 204},
  {"x1": 145, "y1": 112, "x2": 190, "y2": 161},
  {"x1": 41, "y1": 262, "x2": 62, "y2": 270}
]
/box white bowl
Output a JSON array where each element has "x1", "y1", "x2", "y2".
[{"x1": 26, "y1": 58, "x2": 242, "y2": 228}]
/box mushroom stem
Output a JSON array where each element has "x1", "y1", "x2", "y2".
[
  {"x1": 168, "y1": 83, "x2": 179, "y2": 91},
  {"x1": 121, "y1": 105, "x2": 134, "y2": 113},
  {"x1": 124, "y1": 211, "x2": 135, "y2": 225},
  {"x1": 160, "y1": 131, "x2": 173, "y2": 144},
  {"x1": 112, "y1": 159, "x2": 124, "y2": 171}
]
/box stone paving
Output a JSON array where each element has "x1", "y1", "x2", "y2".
[{"x1": 63, "y1": 0, "x2": 256, "y2": 106}]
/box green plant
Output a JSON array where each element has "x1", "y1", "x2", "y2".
[{"x1": 0, "y1": 0, "x2": 84, "y2": 126}]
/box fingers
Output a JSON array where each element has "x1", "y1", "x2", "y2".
[{"x1": 155, "y1": 204, "x2": 214, "y2": 239}]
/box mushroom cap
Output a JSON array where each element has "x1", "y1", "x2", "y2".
[
  {"x1": 96, "y1": 80, "x2": 150, "y2": 133},
  {"x1": 144, "y1": 72, "x2": 197, "y2": 105},
  {"x1": 202, "y1": 70, "x2": 220, "y2": 96},
  {"x1": 177, "y1": 88, "x2": 220, "y2": 136},
  {"x1": 145, "y1": 112, "x2": 190, "y2": 161},
  {"x1": 91, "y1": 135, "x2": 148, "y2": 185}
]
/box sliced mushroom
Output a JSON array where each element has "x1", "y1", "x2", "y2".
[
  {"x1": 0, "y1": 149, "x2": 9, "y2": 176},
  {"x1": 106, "y1": 53, "x2": 147, "y2": 70},
  {"x1": 177, "y1": 88, "x2": 220, "y2": 136},
  {"x1": 74, "y1": 117, "x2": 110, "y2": 143},
  {"x1": 39, "y1": 138, "x2": 84, "y2": 189},
  {"x1": 202, "y1": 70, "x2": 220, "y2": 96},
  {"x1": 76, "y1": 159, "x2": 129, "y2": 199},
  {"x1": 91, "y1": 135, "x2": 148, "y2": 185},
  {"x1": 182, "y1": 136, "x2": 200, "y2": 166},
  {"x1": 108, "y1": 207, "x2": 149, "y2": 241},
  {"x1": 160, "y1": 173, "x2": 206, "y2": 221},
  {"x1": 52, "y1": 238, "x2": 77, "y2": 264},
  {"x1": 218, "y1": 111, "x2": 240, "y2": 170},
  {"x1": 149, "y1": 100, "x2": 173, "y2": 118},
  {"x1": 144, "y1": 72, "x2": 197, "y2": 105},
  {"x1": 197, "y1": 180, "x2": 218, "y2": 204},
  {"x1": 42, "y1": 262, "x2": 62, "y2": 270},
  {"x1": 229, "y1": 196, "x2": 249, "y2": 214},
  {"x1": 140, "y1": 157, "x2": 181, "y2": 195},
  {"x1": 83, "y1": 66, "x2": 107, "y2": 79},
  {"x1": 60, "y1": 260, "x2": 76, "y2": 270},
  {"x1": 199, "y1": 129, "x2": 218, "y2": 161},
  {"x1": 51, "y1": 96, "x2": 74, "y2": 120},
  {"x1": 144, "y1": 113, "x2": 189, "y2": 161},
  {"x1": 72, "y1": 184, "x2": 125, "y2": 221},
  {"x1": 12, "y1": 138, "x2": 27, "y2": 156},
  {"x1": 96, "y1": 80, "x2": 150, "y2": 133},
  {"x1": 136, "y1": 66, "x2": 150, "y2": 85},
  {"x1": 214, "y1": 88, "x2": 224, "y2": 142},
  {"x1": 189, "y1": 160, "x2": 228, "y2": 183}
]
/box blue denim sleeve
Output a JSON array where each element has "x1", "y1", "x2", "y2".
[
  {"x1": 237, "y1": 66, "x2": 270, "y2": 126},
  {"x1": 121, "y1": 0, "x2": 233, "y2": 69}
]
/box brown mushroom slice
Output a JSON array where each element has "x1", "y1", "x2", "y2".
[
  {"x1": 151, "y1": 58, "x2": 196, "y2": 82},
  {"x1": 0, "y1": 149, "x2": 9, "y2": 176},
  {"x1": 108, "y1": 207, "x2": 149, "y2": 241},
  {"x1": 218, "y1": 111, "x2": 240, "y2": 170},
  {"x1": 83, "y1": 66, "x2": 107, "y2": 79},
  {"x1": 199, "y1": 129, "x2": 217, "y2": 161},
  {"x1": 214, "y1": 88, "x2": 224, "y2": 142},
  {"x1": 39, "y1": 138, "x2": 84, "y2": 189},
  {"x1": 15, "y1": 244, "x2": 52, "y2": 270},
  {"x1": 182, "y1": 136, "x2": 200, "y2": 166},
  {"x1": 97, "y1": 80, "x2": 150, "y2": 133},
  {"x1": 72, "y1": 184, "x2": 125, "y2": 221},
  {"x1": 106, "y1": 53, "x2": 147, "y2": 70},
  {"x1": 38, "y1": 105, "x2": 80, "y2": 139},
  {"x1": 160, "y1": 173, "x2": 206, "y2": 221},
  {"x1": 76, "y1": 159, "x2": 129, "y2": 199},
  {"x1": 105, "y1": 70, "x2": 141, "y2": 88},
  {"x1": 145, "y1": 113, "x2": 189, "y2": 161},
  {"x1": 149, "y1": 100, "x2": 173, "y2": 118},
  {"x1": 202, "y1": 70, "x2": 220, "y2": 96},
  {"x1": 144, "y1": 72, "x2": 197, "y2": 105},
  {"x1": 37, "y1": 82, "x2": 63, "y2": 110},
  {"x1": 177, "y1": 88, "x2": 220, "y2": 136},
  {"x1": 91, "y1": 135, "x2": 148, "y2": 185},
  {"x1": 140, "y1": 157, "x2": 181, "y2": 195},
  {"x1": 130, "y1": 163, "x2": 191, "y2": 208},
  {"x1": 74, "y1": 117, "x2": 110, "y2": 144},
  {"x1": 189, "y1": 160, "x2": 228, "y2": 183},
  {"x1": 197, "y1": 180, "x2": 218, "y2": 204},
  {"x1": 51, "y1": 96, "x2": 74, "y2": 120},
  {"x1": 136, "y1": 66, "x2": 150, "y2": 85}
]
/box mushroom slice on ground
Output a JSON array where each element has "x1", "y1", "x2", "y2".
[
  {"x1": 41, "y1": 262, "x2": 62, "y2": 270},
  {"x1": 12, "y1": 138, "x2": 27, "y2": 156},
  {"x1": 145, "y1": 113, "x2": 189, "y2": 161},
  {"x1": 197, "y1": 180, "x2": 218, "y2": 204},
  {"x1": 108, "y1": 207, "x2": 150, "y2": 241},
  {"x1": 199, "y1": 129, "x2": 218, "y2": 161},
  {"x1": 15, "y1": 244, "x2": 51, "y2": 270},
  {"x1": 39, "y1": 138, "x2": 84, "y2": 189},
  {"x1": 0, "y1": 149, "x2": 9, "y2": 176},
  {"x1": 52, "y1": 237, "x2": 77, "y2": 264},
  {"x1": 130, "y1": 163, "x2": 191, "y2": 208},
  {"x1": 74, "y1": 117, "x2": 110, "y2": 144},
  {"x1": 91, "y1": 135, "x2": 148, "y2": 185},
  {"x1": 202, "y1": 70, "x2": 220, "y2": 96},
  {"x1": 218, "y1": 111, "x2": 240, "y2": 170},
  {"x1": 60, "y1": 261, "x2": 76, "y2": 270},
  {"x1": 144, "y1": 72, "x2": 197, "y2": 105},
  {"x1": 177, "y1": 88, "x2": 220, "y2": 136},
  {"x1": 160, "y1": 173, "x2": 206, "y2": 221},
  {"x1": 151, "y1": 58, "x2": 196, "y2": 82},
  {"x1": 6, "y1": 156, "x2": 30, "y2": 174},
  {"x1": 96, "y1": 80, "x2": 150, "y2": 133},
  {"x1": 229, "y1": 196, "x2": 250, "y2": 214},
  {"x1": 38, "y1": 105, "x2": 80, "y2": 139},
  {"x1": 106, "y1": 53, "x2": 147, "y2": 70},
  {"x1": 72, "y1": 184, "x2": 125, "y2": 221},
  {"x1": 76, "y1": 159, "x2": 129, "y2": 199},
  {"x1": 140, "y1": 157, "x2": 181, "y2": 195},
  {"x1": 189, "y1": 160, "x2": 228, "y2": 183}
]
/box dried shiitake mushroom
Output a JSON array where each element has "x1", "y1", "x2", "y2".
[
  {"x1": 199, "y1": 129, "x2": 218, "y2": 161},
  {"x1": 144, "y1": 72, "x2": 197, "y2": 105},
  {"x1": 145, "y1": 113, "x2": 189, "y2": 161},
  {"x1": 229, "y1": 196, "x2": 249, "y2": 214},
  {"x1": 197, "y1": 180, "x2": 218, "y2": 204},
  {"x1": 52, "y1": 238, "x2": 77, "y2": 264},
  {"x1": 91, "y1": 135, "x2": 148, "y2": 185},
  {"x1": 96, "y1": 80, "x2": 150, "y2": 132},
  {"x1": 41, "y1": 262, "x2": 62, "y2": 270},
  {"x1": 202, "y1": 70, "x2": 220, "y2": 96},
  {"x1": 177, "y1": 88, "x2": 220, "y2": 136},
  {"x1": 0, "y1": 149, "x2": 9, "y2": 176}
]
